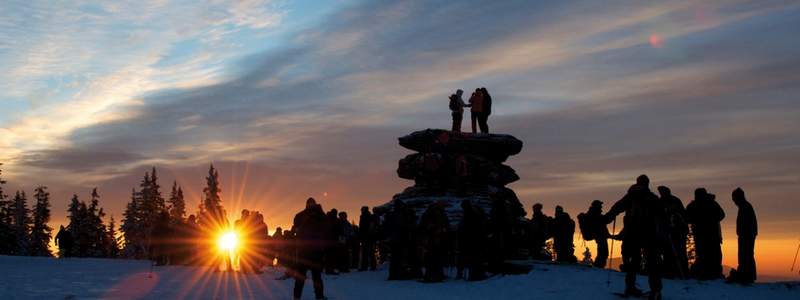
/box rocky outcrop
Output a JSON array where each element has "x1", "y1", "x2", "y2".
[
  {"x1": 398, "y1": 129, "x2": 522, "y2": 162},
  {"x1": 379, "y1": 129, "x2": 526, "y2": 225}
]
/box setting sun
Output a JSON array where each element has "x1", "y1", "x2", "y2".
[{"x1": 218, "y1": 231, "x2": 239, "y2": 252}]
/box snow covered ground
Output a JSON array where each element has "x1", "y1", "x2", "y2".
[{"x1": 0, "y1": 256, "x2": 797, "y2": 299}]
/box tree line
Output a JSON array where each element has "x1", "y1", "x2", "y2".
[{"x1": 0, "y1": 163, "x2": 228, "y2": 260}]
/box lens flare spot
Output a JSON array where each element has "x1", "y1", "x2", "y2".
[{"x1": 649, "y1": 34, "x2": 664, "y2": 48}]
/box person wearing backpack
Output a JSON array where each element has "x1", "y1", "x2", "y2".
[
  {"x1": 448, "y1": 89, "x2": 467, "y2": 132},
  {"x1": 578, "y1": 200, "x2": 610, "y2": 268},
  {"x1": 552, "y1": 206, "x2": 577, "y2": 263},
  {"x1": 604, "y1": 175, "x2": 665, "y2": 300}
]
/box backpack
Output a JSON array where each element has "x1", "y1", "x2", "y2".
[
  {"x1": 449, "y1": 94, "x2": 459, "y2": 111},
  {"x1": 577, "y1": 212, "x2": 595, "y2": 241}
]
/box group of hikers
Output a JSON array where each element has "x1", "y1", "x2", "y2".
[
  {"x1": 280, "y1": 175, "x2": 758, "y2": 300},
  {"x1": 51, "y1": 180, "x2": 758, "y2": 300},
  {"x1": 449, "y1": 87, "x2": 492, "y2": 134}
]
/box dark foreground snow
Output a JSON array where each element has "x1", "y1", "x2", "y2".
[{"x1": 0, "y1": 256, "x2": 797, "y2": 299}]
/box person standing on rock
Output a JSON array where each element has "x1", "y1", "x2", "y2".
[
  {"x1": 449, "y1": 89, "x2": 468, "y2": 133},
  {"x1": 468, "y1": 88, "x2": 484, "y2": 134},
  {"x1": 479, "y1": 87, "x2": 491, "y2": 133},
  {"x1": 727, "y1": 187, "x2": 757, "y2": 284}
]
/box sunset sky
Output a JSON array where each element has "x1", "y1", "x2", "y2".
[{"x1": 1, "y1": 1, "x2": 799, "y2": 280}]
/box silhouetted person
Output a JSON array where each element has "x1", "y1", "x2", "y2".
[
  {"x1": 252, "y1": 212, "x2": 270, "y2": 272},
  {"x1": 449, "y1": 89, "x2": 468, "y2": 132},
  {"x1": 578, "y1": 200, "x2": 609, "y2": 268},
  {"x1": 488, "y1": 197, "x2": 511, "y2": 272},
  {"x1": 479, "y1": 87, "x2": 491, "y2": 133},
  {"x1": 605, "y1": 175, "x2": 664, "y2": 299},
  {"x1": 337, "y1": 211, "x2": 354, "y2": 273},
  {"x1": 457, "y1": 200, "x2": 488, "y2": 281},
  {"x1": 358, "y1": 206, "x2": 377, "y2": 271},
  {"x1": 657, "y1": 186, "x2": 689, "y2": 279},
  {"x1": 468, "y1": 88, "x2": 484, "y2": 134},
  {"x1": 324, "y1": 209, "x2": 341, "y2": 275},
  {"x1": 552, "y1": 205, "x2": 577, "y2": 263},
  {"x1": 686, "y1": 188, "x2": 725, "y2": 280},
  {"x1": 728, "y1": 187, "x2": 757, "y2": 284},
  {"x1": 387, "y1": 200, "x2": 416, "y2": 280},
  {"x1": 54, "y1": 225, "x2": 73, "y2": 258},
  {"x1": 292, "y1": 198, "x2": 328, "y2": 300},
  {"x1": 419, "y1": 202, "x2": 449, "y2": 282},
  {"x1": 234, "y1": 210, "x2": 253, "y2": 272},
  {"x1": 528, "y1": 203, "x2": 552, "y2": 260}
]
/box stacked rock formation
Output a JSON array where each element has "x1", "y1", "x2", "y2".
[{"x1": 380, "y1": 129, "x2": 526, "y2": 225}]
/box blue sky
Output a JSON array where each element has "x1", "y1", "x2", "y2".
[{"x1": 1, "y1": 0, "x2": 800, "y2": 276}]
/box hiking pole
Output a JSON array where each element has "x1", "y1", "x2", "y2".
[
  {"x1": 607, "y1": 217, "x2": 616, "y2": 288},
  {"x1": 791, "y1": 239, "x2": 799, "y2": 272},
  {"x1": 667, "y1": 233, "x2": 686, "y2": 279}
]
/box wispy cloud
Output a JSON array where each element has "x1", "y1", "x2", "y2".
[{"x1": 1, "y1": 1, "x2": 799, "y2": 272}]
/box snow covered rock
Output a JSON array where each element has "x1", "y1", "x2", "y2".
[{"x1": 380, "y1": 129, "x2": 526, "y2": 226}]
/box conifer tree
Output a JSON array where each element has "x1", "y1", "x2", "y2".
[
  {"x1": 121, "y1": 168, "x2": 167, "y2": 259},
  {"x1": 168, "y1": 181, "x2": 186, "y2": 224},
  {"x1": 106, "y1": 216, "x2": 120, "y2": 258},
  {"x1": 11, "y1": 191, "x2": 32, "y2": 255},
  {"x1": 0, "y1": 164, "x2": 12, "y2": 254},
  {"x1": 86, "y1": 188, "x2": 107, "y2": 257},
  {"x1": 66, "y1": 194, "x2": 81, "y2": 256},
  {"x1": 29, "y1": 186, "x2": 53, "y2": 257},
  {"x1": 202, "y1": 164, "x2": 225, "y2": 226},
  {"x1": 121, "y1": 188, "x2": 145, "y2": 258}
]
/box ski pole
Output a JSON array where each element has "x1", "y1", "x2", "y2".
[
  {"x1": 607, "y1": 217, "x2": 616, "y2": 288},
  {"x1": 667, "y1": 233, "x2": 686, "y2": 279}
]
